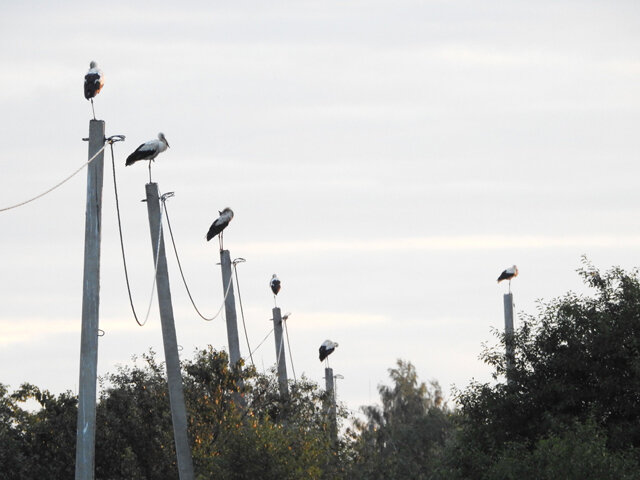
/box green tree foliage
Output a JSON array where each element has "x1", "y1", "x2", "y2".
[
  {"x1": 348, "y1": 360, "x2": 452, "y2": 479},
  {"x1": 0, "y1": 383, "x2": 29, "y2": 479},
  {"x1": 0, "y1": 348, "x2": 345, "y2": 479},
  {"x1": 485, "y1": 420, "x2": 639, "y2": 480},
  {"x1": 91, "y1": 347, "x2": 344, "y2": 479},
  {"x1": 182, "y1": 347, "x2": 344, "y2": 479},
  {"x1": 445, "y1": 261, "x2": 640, "y2": 478},
  {"x1": 0, "y1": 383, "x2": 77, "y2": 480},
  {"x1": 95, "y1": 350, "x2": 177, "y2": 479}
]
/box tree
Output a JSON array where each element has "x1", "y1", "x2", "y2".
[
  {"x1": 445, "y1": 261, "x2": 640, "y2": 478},
  {"x1": 348, "y1": 360, "x2": 452, "y2": 479},
  {"x1": 92, "y1": 346, "x2": 345, "y2": 479},
  {"x1": 484, "y1": 420, "x2": 639, "y2": 480},
  {"x1": 0, "y1": 383, "x2": 28, "y2": 480},
  {"x1": 95, "y1": 350, "x2": 177, "y2": 479},
  {"x1": 184, "y1": 347, "x2": 344, "y2": 479},
  {"x1": 7, "y1": 384, "x2": 77, "y2": 480}
]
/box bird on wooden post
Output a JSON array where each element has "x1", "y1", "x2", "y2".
[
  {"x1": 497, "y1": 265, "x2": 518, "y2": 293},
  {"x1": 270, "y1": 274, "x2": 281, "y2": 306},
  {"x1": 206, "y1": 208, "x2": 234, "y2": 251},
  {"x1": 84, "y1": 61, "x2": 104, "y2": 120},
  {"x1": 319, "y1": 339, "x2": 338, "y2": 367},
  {"x1": 125, "y1": 133, "x2": 170, "y2": 183}
]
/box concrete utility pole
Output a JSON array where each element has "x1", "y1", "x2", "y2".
[
  {"x1": 145, "y1": 183, "x2": 195, "y2": 480},
  {"x1": 503, "y1": 293, "x2": 515, "y2": 384},
  {"x1": 75, "y1": 119, "x2": 105, "y2": 480},
  {"x1": 324, "y1": 367, "x2": 337, "y2": 444},
  {"x1": 220, "y1": 250, "x2": 245, "y2": 406},
  {"x1": 272, "y1": 307, "x2": 288, "y2": 398},
  {"x1": 220, "y1": 250, "x2": 242, "y2": 368}
]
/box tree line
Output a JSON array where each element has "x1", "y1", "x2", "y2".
[{"x1": 3, "y1": 260, "x2": 640, "y2": 479}]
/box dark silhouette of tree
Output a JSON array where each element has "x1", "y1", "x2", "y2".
[
  {"x1": 443, "y1": 260, "x2": 640, "y2": 479},
  {"x1": 348, "y1": 360, "x2": 452, "y2": 479}
]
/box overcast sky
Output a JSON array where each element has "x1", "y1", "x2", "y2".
[{"x1": 1, "y1": 0, "x2": 640, "y2": 418}]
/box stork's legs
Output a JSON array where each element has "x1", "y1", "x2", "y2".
[
  {"x1": 218, "y1": 231, "x2": 224, "y2": 252},
  {"x1": 148, "y1": 160, "x2": 152, "y2": 183},
  {"x1": 90, "y1": 99, "x2": 96, "y2": 120}
]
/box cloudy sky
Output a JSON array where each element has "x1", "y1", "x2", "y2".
[{"x1": 1, "y1": 0, "x2": 640, "y2": 418}]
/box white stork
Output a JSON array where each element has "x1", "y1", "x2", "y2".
[
  {"x1": 206, "y1": 207, "x2": 234, "y2": 251},
  {"x1": 270, "y1": 274, "x2": 281, "y2": 295},
  {"x1": 84, "y1": 61, "x2": 104, "y2": 120},
  {"x1": 270, "y1": 274, "x2": 281, "y2": 307},
  {"x1": 126, "y1": 133, "x2": 170, "y2": 182},
  {"x1": 319, "y1": 339, "x2": 338, "y2": 366},
  {"x1": 497, "y1": 265, "x2": 519, "y2": 292}
]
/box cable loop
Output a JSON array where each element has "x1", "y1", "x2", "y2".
[
  {"x1": 110, "y1": 141, "x2": 161, "y2": 327},
  {"x1": 162, "y1": 199, "x2": 233, "y2": 322}
]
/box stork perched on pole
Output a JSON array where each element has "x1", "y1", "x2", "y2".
[
  {"x1": 319, "y1": 339, "x2": 338, "y2": 367},
  {"x1": 206, "y1": 208, "x2": 234, "y2": 251},
  {"x1": 84, "y1": 61, "x2": 104, "y2": 120},
  {"x1": 270, "y1": 274, "x2": 281, "y2": 306},
  {"x1": 126, "y1": 133, "x2": 170, "y2": 183},
  {"x1": 497, "y1": 265, "x2": 518, "y2": 293}
]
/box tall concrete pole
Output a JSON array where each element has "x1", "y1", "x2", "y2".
[
  {"x1": 145, "y1": 183, "x2": 195, "y2": 480},
  {"x1": 220, "y1": 250, "x2": 241, "y2": 368},
  {"x1": 503, "y1": 292, "x2": 515, "y2": 384},
  {"x1": 220, "y1": 250, "x2": 245, "y2": 406},
  {"x1": 75, "y1": 119, "x2": 105, "y2": 480},
  {"x1": 324, "y1": 367, "x2": 337, "y2": 444},
  {"x1": 272, "y1": 307, "x2": 288, "y2": 398}
]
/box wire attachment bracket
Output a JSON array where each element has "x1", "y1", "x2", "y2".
[{"x1": 107, "y1": 134, "x2": 126, "y2": 144}]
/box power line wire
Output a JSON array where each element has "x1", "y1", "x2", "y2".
[
  {"x1": 276, "y1": 324, "x2": 286, "y2": 376},
  {"x1": 162, "y1": 199, "x2": 232, "y2": 322},
  {"x1": 283, "y1": 316, "x2": 297, "y2": 383},
  {"x1": 110, "y1": 139, "x2": 161, "y2": 327},
  {"x1": 250, "y1": 327, "x2": 274, "y2": 358},
  {"x1": 232, "y1": 258, "x2": 254, "y2": 367},
  {"x1": 0, "y1": 144, "x2": 107, "y2": 213}
]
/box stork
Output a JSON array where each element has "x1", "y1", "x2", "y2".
[
  {"x1": 206, "y1": 207, "x2": 234, "y2": 251},
  {"x1": 319, "y1": 339, "x2": 338, "y2": 367},
  {"x1": 270, "y1": 274, "x2": 281, "y2": 306},
  {"x1": 125, "y1": 133, "x2": 170, "y2": 182},
  {"x1": 497, "y1": 265, "x2": 518, "y2": 293},
  {"x1": 84, "y1": 61, "x2": 104, "y2": 120}
]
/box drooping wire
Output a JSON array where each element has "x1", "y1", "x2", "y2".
[
  {"x1": 0, "y1": 144, "x2": 107, "y2": 213},
  {"x1": 232, "y1": 258, "x2": 254, "y2": 367},
  {"x1": 162, "y1": 199, "x2": 233, "y2": 322},
  {"x1": 283, "y1": 316, "x2": 297, "y2": 383},
  {"x1": 110, "y1": 139, "x2": 161, "y2": 327}
]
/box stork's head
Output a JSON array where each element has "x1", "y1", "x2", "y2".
[
  {"x1": 89, "y1": 60, "x2": 97, "y2": 69},
  {"x1": 220, "y1": 207, "x2": 234, "y2": 219},
  {"x1": 158, "y1": 132, "x2": 170, "y2": 148}
]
